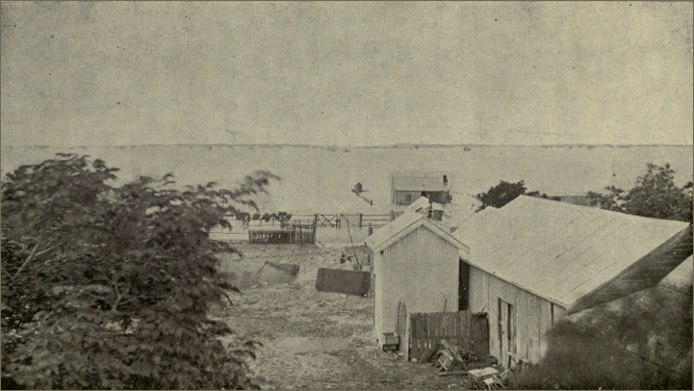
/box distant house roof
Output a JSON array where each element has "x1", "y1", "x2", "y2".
[
  {"x1": 366, "y1": 211, "x2": 469, "y2": 254},
  {"x1": 453, "y1": 196, "x2": 691, "y2": 312},
  {"x1": 392, "y1": 176, "x2": 447, "y2": 192}
]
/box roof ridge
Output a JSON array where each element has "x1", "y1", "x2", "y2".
[{"x1": 513, "y1": 195, "x2": 690, "y2": 227}]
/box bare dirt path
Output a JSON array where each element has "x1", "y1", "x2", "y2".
[{"x1": 215, "y1": 244, "x2": 463, "y2": 390}]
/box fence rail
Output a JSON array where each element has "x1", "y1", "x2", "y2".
[
  {"x1": 281, "y1": 213, "x2": 392, "y2": 229},
  {"x1": 211, "y1": 212, "x2": 393, "y2": 243}
]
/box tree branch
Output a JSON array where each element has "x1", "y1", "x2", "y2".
[
  {"x1": 12, "y1": 241, "x2": 40, "y2": 280},
  {"x1": 111, "y1": 280, "x2": 132, "y2": 313}
]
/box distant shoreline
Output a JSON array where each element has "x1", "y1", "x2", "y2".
[{"x1": 3, "y1": 143, "x2": 693, "y2": 149}]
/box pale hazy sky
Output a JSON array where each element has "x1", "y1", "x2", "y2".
[{"x1": 1, "y1": 2, "x2": 692, "y2": 146}]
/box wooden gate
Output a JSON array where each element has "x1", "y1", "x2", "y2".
[{"x1": 409, "y1": 311, "x2": 489, "y2": 361}]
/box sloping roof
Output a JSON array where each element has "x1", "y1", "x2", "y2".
[
  {"x1": 392, "y1": 176, "x2": 446, "y2": 192},
  {"x1": 570, "y1": 224, "x2": 692, "y2": 313},
  {"x1": 365, "y1": 211, "x2": 469, "y2": 254},
  {"x1": 404, "y1": 196, "x2": 431, "y2": 213},
  {"x1": 443, "y1": 195, "x2": 483, "y2": 230},
  {"x1": 453, "y1": 195, "x2": 690, "y2": 310},
  {"x1": 453, "y1": 206, "x2": 497, "y2": 233}
]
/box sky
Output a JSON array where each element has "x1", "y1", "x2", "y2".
[{"x1": 1, "y1": 2, "x2": 692, "y2": 147}]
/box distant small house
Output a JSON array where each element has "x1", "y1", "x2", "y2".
[
  {"x1": 453, "y1": 196, "x2": 691, "y2": 367},
  {"x1": 365, "y1": 212, "x2": 469, "y2": 355},
  {"x1": 391, "y1": 174, "x2": 450, "y2": 206}
]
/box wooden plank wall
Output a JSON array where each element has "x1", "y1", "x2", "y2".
[
  {"x1": 409, "y1": 311, "x2": 489, "y2": 360},
  {"x1": 379, "y1": 227, "x2": 459, "y2": 340},
  {"x1": 467, "y1": 265, "x2": 566, "y2": 364}
]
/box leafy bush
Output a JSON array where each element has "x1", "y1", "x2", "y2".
[
  {"x1": 511, "y1": 285, "x2": 693, "y2": 390},
  {"x1": 587, "y1": 163, "x2": 693, "y2": 222},
  {"x1": 1, "y1": 154, "x2": 278, "y2": 389}
]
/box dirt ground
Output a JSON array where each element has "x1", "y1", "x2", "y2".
[{"x1": 214, "y1": 244, "x2": 467, "y2": 390}]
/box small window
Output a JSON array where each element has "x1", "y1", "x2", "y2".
[{"x1": 405, "y1": 194, "x2": 412, "y2": 202}]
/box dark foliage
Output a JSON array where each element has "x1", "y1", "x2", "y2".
[
  {"x1": 511, "y1": 285, "x2": 693, "y2": 389},
  {"x1": 587, "y1": 163, "x2": 693, "y2": 222},
  {"x1": 475, "y1": 180, "x2": 559, "y2": 211},
  {"x1": 1, "y1": 154, "x2": 278, "y2": 389}
]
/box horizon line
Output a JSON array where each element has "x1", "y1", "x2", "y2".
[{"x1": 3, "y1": 142, "x2": 693, "y2": 148}]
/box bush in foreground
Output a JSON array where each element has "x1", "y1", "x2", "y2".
[
  {"x1": 1, "y1": 154, "x2": 277, "y2": 389},
  {"x1": 511, "y1": 285, "x2": 692, "y2": 389}
]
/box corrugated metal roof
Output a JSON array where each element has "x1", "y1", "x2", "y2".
[
  {"x1": 392, "y1": 176, "x2": 447, "y2": 191},
  {"x1": 453, "y1": 196, "x2": 690, "y2": 308},
  {"x1": 365, "y1": 211, "x2": 468, "y2": 254}
]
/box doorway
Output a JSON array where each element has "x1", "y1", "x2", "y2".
[{"x1": 497, "y1": 298, "x2": 515, "y2": 368}]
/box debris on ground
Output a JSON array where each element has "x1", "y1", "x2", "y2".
[
  {"x1": 468, "y1": 367, "x2": 500, "y2": 388},
  {"x1": 429, "y1": 339, "x2": 498, "y2": 375},
  {"x1": 433, "y1": 339, "x2": 468, "y2": 373}
]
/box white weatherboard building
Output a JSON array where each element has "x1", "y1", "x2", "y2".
[
  {"x1": 453, "y1": 196, "x2": 691, "y2": 367},
  {"x1": 365, "y1": 212, "x2": 469, "y2": 356}
]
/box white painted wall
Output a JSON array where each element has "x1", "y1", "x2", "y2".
[{"x1": 373, "y1": 225, "x2": 460, "y2": 352}]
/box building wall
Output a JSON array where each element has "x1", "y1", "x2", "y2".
[
  {"x1": 373, "y1": 251, "x2": 383, "y2": 342},
  {"x1": 466, "y1": 265, "x2": 567, "y2": 364},
  {"x1": 393, "y1": 190, "x2": 450, "y2": 205},
  {"x1": 373, "y1": 225, "x2": 460, "y2": 353}
]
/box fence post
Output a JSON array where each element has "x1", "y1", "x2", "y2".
[
  {"x1": 359, "y1": 213, "x2": 363, "y2": 229},
  {"x1": 312, "y1": 214, "x2": 318, "y2": 243}
]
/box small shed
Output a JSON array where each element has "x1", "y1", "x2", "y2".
[
  {"x1": 365, "y1": 212, "x2": 469, "y2": 355},
  {"x1": 453, "y1": 196, "x2": 691, "y2": 367}
]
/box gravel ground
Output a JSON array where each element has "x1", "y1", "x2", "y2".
[{"x1": 214, "y1": 244, "x2": 467, "y2": 390}]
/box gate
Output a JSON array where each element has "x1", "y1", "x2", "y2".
[{"x1": 409, "y1": 311, "x2": 489, "y2": 361}]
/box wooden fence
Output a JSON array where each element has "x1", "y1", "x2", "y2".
[
  {"x1": 290, "y1": 214, "x2": 391, "y2": 229},
  {"x1": 409, "y1": 311, "x2": 489, "y2": 361},
  {"x1": 248, "y1": 223, "x2": 316, "y2": 244},
  {"x1": 211, "y1": 213, "x2": 392, "y2": 243}
]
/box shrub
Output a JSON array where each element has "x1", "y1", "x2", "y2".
[
  {"x1": 1, "y1": 154, "x2": 278, "y2": 389},
  {"x1": 511, "y1": 285, "x2": 692, "y2": 389}
]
